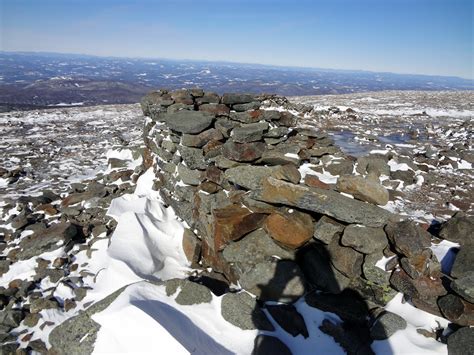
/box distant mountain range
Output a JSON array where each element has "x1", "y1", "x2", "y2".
[{"x1": 0, "y1": 51, "x2": 472, "y2": 110}]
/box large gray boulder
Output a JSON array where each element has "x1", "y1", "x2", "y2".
[
  {"x1": 164, "y1": 111, "x2": 215, "y2": 134},
  {"x1": 370, "y1": 311, "x2": 407, "y2": 340},
  {"x1": 439, "y1": 211, "x2": 474, "y2": 246},
  {"x1": 232, "y1": 122, "x2": 269, "y2": 143},
  {"x1": 221, "y1": 292, "x2": 274, "y2": 331}
]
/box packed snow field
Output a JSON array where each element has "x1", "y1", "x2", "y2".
[{"x1": 0, "y1": 90, "x2": 472, "y2": 354}]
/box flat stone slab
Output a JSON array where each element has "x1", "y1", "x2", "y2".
[
  {"x1": 251, "y1": 177, "x2": 394, "y2": 227},
  {"x1": 164, "y1": 110, "x2": 215, "y2": 134}
]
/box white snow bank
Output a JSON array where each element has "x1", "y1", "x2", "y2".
[
  {"x1": 373, "y1": 293, "x2": 449, "y2": 355},
  {"x1": 92, "y1": 282, "x2": 255, "y2": 355}
]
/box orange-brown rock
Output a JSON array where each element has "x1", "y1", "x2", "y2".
[
  {"x1": 304, "y1": 175, "x2": 330, "y2": 190},
  {"x1": 182, "y1": 228, "x2": 201, "y2": 266},
  {"x1": 36, "y1": 204, "x2": 58, "y2": 216},
  {"x1": 264, "y1": 209, "x2": 314, "y2": 249},
  {"x1": 212, "y1": 204, "x2": 266, "y2": 250}
]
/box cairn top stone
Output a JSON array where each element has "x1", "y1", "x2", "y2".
[{"x1": 164, "y1": 110, "x2": 215, "y2": 134}]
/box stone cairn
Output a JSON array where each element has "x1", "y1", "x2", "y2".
[{"x1": 141, "y1": 88, "x2": 473, "y2": 352}]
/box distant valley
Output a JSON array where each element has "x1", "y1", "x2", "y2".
[{"x1": 0, "y1": 51, "x2": 472, "y2": 110}]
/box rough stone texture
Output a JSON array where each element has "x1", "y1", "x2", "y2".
[
  {"x1": 220, "y1": 292, "x2": 274, "y2": 331},
  {"x1": 304, "y1": 174, "x2": 331, "y2": 189},
  {"x1": 199, "y1": 103, "x2": 230, "y2": 116},
  {"x1": 451, "y1": 272, "x2": 474, "y2": 303},
  {"x1": 337, "y1": 175, "x2": 389, "y2": 205},
  {"x1": 225, "y1": 165, "x2": 300, "y2": 191},
  {"x1": 173, "y1": 279, "x2": 212, "y2": 305},
  {"x1": 384, "y1": 220, "x2": 432, "y2": 258},
  {"x1": 233, "y1": 102, "x2": 261, "y2": 112},
  {"x1": 182, "y1": 229, "x2": 201, "y2": 265},
  {"x1": 252, "y1": 335, "x2": 292, "y2": 355},
  {"x1": 251, "y1": 177, "x2": 392, "y2": 227},
  {"x1": 399, "y1": 250, "x2": 439, "y2": 279},
  {"x1": 181, "y1": 128, "x2": 223, "y2": 148},
  {"x1": 232, "y1": 122, "x2": 269, "y2": 143},
  {"x1": 222, "y1": 93, "x2": 255, "y2": 105},
  {"x1": 239, "y1": 260, "x2": 306, "y2": 303},
  {"x1": 264, "y1": 209, "x2": 314, "y2": 249},
  {"x1": 325, "y1": 160, "x2": 354, "y2": 176},
  {"x1": 212, "y1": 204, "x2": 266, "y2": 250},
  {"x1": 439, "y1": 211, "x2": 474, "y2": 246},
  {"x1": 313, "y1": 216, "x2": 344, "y2": 244},
  {"x1": 390, "y1": 269, "x2": 446, "y2": 300},
  {"x1": 17, "y1": 222, "x2": 78, "y2": 260},
  {"x1": 222, "y1": 141, "x2": 266, "y2": 162},
  {"x1": 259, "y1": 150, "x2": 300, "y2": 166},
  {"x1": 451, "y1": 246, "x2": 474, "y2": 278},
  {"x1": 363, "y1": 253, "x2": 391, "y2": 286},
  {"x1": 222, "y1": 229, "x2": 294, "y2": 276},
  {"x1": 438, "y1": 294, "x2": 474, "y2": 326},
  {"x1": 177, "y1": 164, "x2": 201, "y2": 185},
  {"x1": 178, "y1": 146, "x2": 207, "y2": 170},
  {"x1": 327, "y1": 237, "x2": 364, "y2": 278},
  {"x1": 370, "y1": 312, "x2": 407, "y2": 341},
  {"x1": 341, "y1": 225, "x2": 388, "y2": 254},
  {"x1": 356, "y1": 156, "x2": 390, "y2": 177},
  {"x1": 164, "y1": 110, "x2": 215, "y2": 134},
  {"x1": 447, "y1": 327, "x2": 474, "y2": 355}
]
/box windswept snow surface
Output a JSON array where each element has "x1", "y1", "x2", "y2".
[{"x1": 80, "y1": 169, "x2": 449, "y2": 354}]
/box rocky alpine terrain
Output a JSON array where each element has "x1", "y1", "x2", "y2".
[{"x1": 0, "y1": 89, "x2": 473, "y2": 354}]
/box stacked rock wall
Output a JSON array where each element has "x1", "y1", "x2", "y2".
[{"x1": 140, "y1": 88, "x2": 473, "y2": 333}]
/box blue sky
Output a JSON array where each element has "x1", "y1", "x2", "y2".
[{"x1": 1, "y1": 0, "x2": 472, "y2": 78}]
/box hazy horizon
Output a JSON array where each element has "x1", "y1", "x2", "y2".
[
  {"x1": 3, "y1": 49, "x2": 474, "y2": 82},
  {"x1": 1, "y1": 0, "x2": 472, "y2": 80}
]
